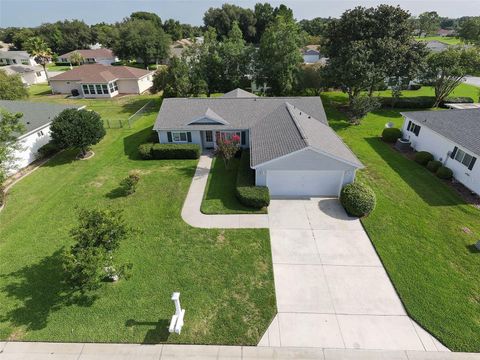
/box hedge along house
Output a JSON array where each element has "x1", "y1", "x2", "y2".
[
  {"x1": 401, "y1": 109, "x2": 480, "y2": 195},
  {"x1": 154, "y1": 89, "x2": 363, "y2": 197},
  {"x1": 49, "y1": 64, "x2": 154, "y2": 98},
  {"x1": 0, "y1": 100, "x2": 80, "y2": 174}
]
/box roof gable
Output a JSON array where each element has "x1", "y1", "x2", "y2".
[
  {"x1": 222, "y1": 88, "x2": 258, "y2": 98},
  {"x1": 186, "y1": 108, "x2": 229, "y2": 125}
]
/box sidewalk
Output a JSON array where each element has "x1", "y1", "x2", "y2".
[
  {"x1": 181, "y1": 154, "x2": 269, "y2": 228},
  {"x1": 1, "y1": 342, "x2": 479, "y2": 360}
]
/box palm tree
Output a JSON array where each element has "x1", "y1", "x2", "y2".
[
  {"x1": 69, "y1": 51, "x2": 84, "y2": 66},
  {"x1": 24, "y1": 37, "x2": 53, "y2": 84}
]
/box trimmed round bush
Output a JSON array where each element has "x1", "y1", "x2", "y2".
[
  {"x1": 426, "y1": 160, "x2": 442, "y2": 173},
  {"x1": 236, "y1": 186, "x2": 270, "y2": 209},
  {"x1": 138, "y1": 143, "x2": 153, "y2": 160},
  {"x1": 382, "y1": 128, "x2": 402, "y2": 143},
  {"x1": 414, "y1": 151, "x2": 434, "y2": 166},
  {"x1": 436, "y1": 166, "x2": 453, "y2": 180},
  {"x1": 340, "y1": 182, "x2": 376, "y2": 217}
]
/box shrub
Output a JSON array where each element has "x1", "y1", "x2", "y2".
[
  {"x1": 340, "y1": 182, "x2": 376, "y2": 217},
  {"x1": 426, "y1": 160, "x2": 442, "y2": 172},
  {"x1": 382, "y1": 128, "x2": 402, "y2": 143},
  {"x1": 415, "y1": 151, "x2": 434, "y2": 166},
  {"x1": 235, "y1": 150, "x2": 270, "y2": 209},
  {"x1": 138, "y1": 143, "x2": 153, "y2": 159},
  {"x1": 436, "y1": 166, "x2": 453, "y2": 180},
  {"x1": 347, "y1": 95, "x2": 380, "y2": 124},
  {"x1": 409, "y1": 84, "x2": 422, "y2": 90},
  {"x1": 151, "y1": 144, "x2": 201, "y2": 159},
  {"x1": 120, "y1": 172, "x2": 140, "y2": 195},
  {"x1": 440, "y1": 96, "x2": 474, "y2": 108},
  {"x1": 379, "y1": 96, "x2": 435, "y2": 109},
  {"x1": 37, "y1": 141, "x2": 60, "y2": 158}
]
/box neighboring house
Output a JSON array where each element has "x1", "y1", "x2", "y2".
[
  {"x1": 58, "y1": 49, "x2": 118, "y2": 65},
  {"x1": 49, "y1": 64, "x2": 154, "y2": 98},
  {"x1": 0, "y1": 100, "x2": 79, "y2": 173},
  {"x1": 154, "y1": 88, "x2": 363, "y2": 197},
  {"x1": 302, "y1": 45, "x2": 321, "y2": 64},
  {"x1": 437, "y1": 29, "x2": 455, "y2": 37},
  {"x1": 401, "y1": 109, "x2": 479, "y2": 195},
  {"x1": 0, "y1": 64, "x2": 47, "y2": 85},
  {"x1": 0, "y1": 50, "x2": 37, "y2": 66}
]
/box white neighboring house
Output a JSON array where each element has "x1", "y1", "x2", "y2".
[
  {"x1": 0, "y1": 100, "x2": 80, "y2": 173},
  {"x1": 49, "y1": 64, "x2": 154, "y2": 98},
  {"x1": 154, "y1": 89, "x2": 363, "y2": 197},
  {"x1": 58, "y1": 48, "x2": 118, "y2": 65},
  {"x1": 0, "y1": 64, "x2": 47, "y2": 85},
  {"x1": 401, "y1": 109, "x2": 479, "y2": 195},
  {"x1": 0, "y1": 50, "x2": 37, "y2": 66}
]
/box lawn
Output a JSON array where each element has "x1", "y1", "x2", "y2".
[
  {"x1": 415, "y1": 36, "x2": 463, "y2": 45},
  {"x1": 201, "y1": 155, "x2": 267, "y2": 214},
  {"x1": 46, "y1": 63, "x2": 74, "y2": 72},
  {"x1": 373, "y1": 83, "x2": 479, "y2": 100},
  {"x1": 0, "y1": 95, "x2": 275, "y2": 344},
  {"x1": 322, "y1": 89, "x2": 480, "y2": 352}
]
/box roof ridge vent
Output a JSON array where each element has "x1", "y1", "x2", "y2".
[{"x1": 285, "y1": 102, "x2": 308, "y2": 142}]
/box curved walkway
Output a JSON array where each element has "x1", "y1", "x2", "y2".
[{"x1": 181, "y1": 154, "x2": 269, "y2": 228}]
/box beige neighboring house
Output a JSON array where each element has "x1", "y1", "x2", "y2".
[
  {"x1": 49, "y1": 64, "x2": 154, "y2": 98},
  {"x1": 58, "y1": 48, "x2": 118, "y2": 65},
  {"x1": 1, "y1": 64, "x2": 47, "y2": 85},
  {"x1": 0, "y1": 50, "x2": 38, "y2": 66}
]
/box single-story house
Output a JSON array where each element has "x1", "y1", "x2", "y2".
[
  {"x1": 58, "y1": 48, "x2": 118, "y2": 65},
  {"x1": 437, "y1": 29, "x2": 455, "y2": 37},
  {"x1": 0, "y1": 50, "x2": 37, "y2": 66},
  {"x1": 0, "y1": 64, "x2": 47, "y2": 85},
  {"x1": 153, "y1": 89, "x2": 363, "y2": 197},
  {"x1": 49, "y1": 64, "x2": 154, "y2": 98},
  {"x1": 401, "y1": 109, "x2": 479, "y2": 195},
  {"x1": 0, "y1": 100, "x2": 80, "y2": 173},
  {"x1": 302, "y1": 45, "x2": 321, "y2": 64}
]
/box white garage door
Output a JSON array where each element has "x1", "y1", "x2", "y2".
[{"x1": 266, "y1": 170, "x2": 343, "y2": 197}]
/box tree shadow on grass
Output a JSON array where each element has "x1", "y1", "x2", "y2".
[
  {"x1": 123, "y1": 126, "x2": 155, "y2": 160},
  {"x1": 365, "y1": 137, "x2": 466, "y2": 206},
  {"x1": 43, "y1": 148, "x2": 78, "y2": 168},
  {"x1": 120, "y1": 97, "x2": 162, "y2": 116},
  {"x1": 125, "y1": 319, "x2": 170, "y2": 343},
  {"x1": 0, "y1": 249, "x2": 97, "y2": 333}
]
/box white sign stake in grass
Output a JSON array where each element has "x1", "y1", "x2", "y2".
[{"x1": 168, "y1": 292, "x2": 185, "y2": 334}]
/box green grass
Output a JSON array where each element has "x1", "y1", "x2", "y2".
[
  {"x1": 47, "y1": 63, "x2": 75, "y2": 72},
  {"x1": 373, "y1": 83, "x2": 480, "y2": 100},
  {"x1": 415, "y1": 36, "x2": 463, "y2": 45},
  {"x1": 322, "y1": 91, "x2": 480, "y2": 352},
  {"x1": 201, "y1": 156, "x2": 267, "y2": 214},
  {"x1": 0, "y1": 95, "x2": 275, "y2": 344}
]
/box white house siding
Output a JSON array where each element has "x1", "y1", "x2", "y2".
[
  {"x1": 50, "y1": 80, "x2": 80, "y2": 95},
  {"x1": 11, "y1": 125, "x2": 51, "y2": 173},
  {"x1": 303, "y1": 54, "x2": 320, "y2": 64},
  {"x1": 254, "y1": 148, "x2": 357, "y2": 196},
  {"x1": 117, "y1": 76, "x2": 152, "y2": 94},
  {"x1": 402, "y1": 117, "x2": 480, "y2": 194},
  {"x1": 138, "y1": 75, "x2": 153, "y2": 93},
  {"x1": 158, "y1": 130, "x2": 202, "y2": 147},
  {"x1": 97, "y1": 58, "x2": 117, "y2": 65}
]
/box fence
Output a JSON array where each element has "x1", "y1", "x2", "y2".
[{"x1": 104, "y1": 100, "x2": 155, "y2": 129}]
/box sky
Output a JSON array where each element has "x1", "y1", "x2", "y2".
[{"x1": 1, "y1": 0, "x2": 479, "y2": 27}]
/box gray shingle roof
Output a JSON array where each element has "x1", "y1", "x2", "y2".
[
  {"x1": 401, "y1": 109, "x2": 480, "y2": 156},
  {"x1": 0, "y1": 100, "x2": 78, "y2": 137},
  {"x1": 154, "y1": 93, "x2": 363, "y2": 168},
  {"x1": 222, "y1": 88, "x2": 258, "y2": 98}
]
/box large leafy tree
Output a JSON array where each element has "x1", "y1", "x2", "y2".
[
  {"x1": 253, "y1": 3, "x2": 275, "y2": 43},
  {"x1": 0, "y1": 111, "x2": 25, "y2": 194},
  {"x1": 91, "y1": 23, "x2": 120, "y2": 49},
  {"x1": 130, "y1": 11, "x2": 162, "y2": 27},
  {"x1": 299, "y1": 17, "x2": 331, "y2": 37},
  {"x1": 50, "y1": 109, "x2": 106, "y2": 158},
  {"x1": 114, "y1": 19, "x2": 171, "y2": 68},
  {"x1": 36, "y1": 20, "x2": 92, "y2": 54},
  {"x1": 322, "y1": 5, "x2": 425, "y2": 104},
  {"x1": 457, "y1": 17, "x2": 480, "y2": 45},
  {"x1": 23, "y1": 37, "x2": 53, "y2": 83},
  {"x1": 0, "y1": 71, "x2": 29, "y2": 100},
  {"x1": 417, "y1": 11, "x2": 441, "y2": 36},
  {"x1": 203, "y1": 4, "x2": 257, "y2": 42},
  {"x1": 423, "y1": 47, "x2": 480, "y2": 107},
  {"x1": 152, "y1": 57, "x2": 202, "y2": 97},
  {"x1": 11, "y1": 28, "x2": 35, "y2": 50},
  {"x1": 255, "y1": 15, "x2": 305, "y2": 95}
]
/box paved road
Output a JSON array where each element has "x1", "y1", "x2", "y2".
[
  {"x1": 259, "y1": 198, "x2": 449, "y2": 352},
  {"x1": 464, "y1": 76, "x2": 480, "y2": 87}
]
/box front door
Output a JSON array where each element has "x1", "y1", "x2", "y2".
[{"x1": 203, "y1": 131, "x2": 214, "y2": 149}]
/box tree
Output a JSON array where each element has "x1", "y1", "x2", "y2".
[
  {"x1": 457, "y1": 17, "x2": 480, "y2": 45},
  {"x1": 296, "y1": 63, "x2": 324, "y2": 95},
  {"x1": 299, "y1": 17, "x2": 331, "y2": 37},
  {"x1": 417, "y1": 11, "x2": 441, "y2": 36},
  {"x1": 152, "y1": 57, "x2": 194, "y2": 97},
  {"x1": 11, "y1": 28, "x2": 35, "y2": 50},
  {"x1": 346, "y1": 95, "x2": 380, "y2": 124},
  {"x1": 64, "y1": 208, "x2": 131, "y2": 291},
  {"x1": 23, "y1": 37, "x2": 53, "y2": 83},
  {"x1": 0, "y1": 71, "x2": 29, "y2": 100},
  {"x1": 423, "y1": 47, "x2": 480, "y2": 107},
  {"x1": 163, "y1": 19, "x2": 184, "y2": 41},
  {"x1": 130, "y1": 11, "x2": 162, "y2": 27},
  {"x1": 36, "y1": 20, "x2": 92, "y2": 54},
  {"x1": 0, "y1": 111, "x2": 25, "y2": 199},
  {"x1": 253, "y1": 3, "x2": 275, "y2": 43},
  {"x1": 50, "y1": 109, "x2": 106, "y2": 158},
  {"x1": 322, "y1": 5, "x2": 425, "y2": 105},
  {"x1": 91, "y1": 23, "x2": 120, "y2": 49},
  {"x1": 215, "y1": 134, "x2": 241, "y2": 168},
  {"x1": 69, "y1": 51, "x2": 84, "y2": 66},
  {"x1": 114, "y1": 19, "x2": 171, "y2": 68},
  {"x1": 255, "y1": 15, "x2": 304, "y2": 95},
  {"x1": 203, "y1": 4, "x2": 257, "y2": 42}
]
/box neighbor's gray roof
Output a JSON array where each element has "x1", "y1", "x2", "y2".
[
  {"x1": 250, "y1": 102, "x2": 363, "y2": 167},
  {"x1": 0, "y1": 100, "x2": 78, "y2": 137},
  {"x1": 154, "y1": 90, "x2": 363, "y2": 168},
  {"x1": 402, "y1": 109, "x2": 480, "y2": 156},
  {"x1": 222, "y1": 88, "x2": 258, "y2": 98}
]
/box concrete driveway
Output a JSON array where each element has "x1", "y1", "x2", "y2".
[{"x1": 259, "y1": 198, "x2": 449, "y2": 351}]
